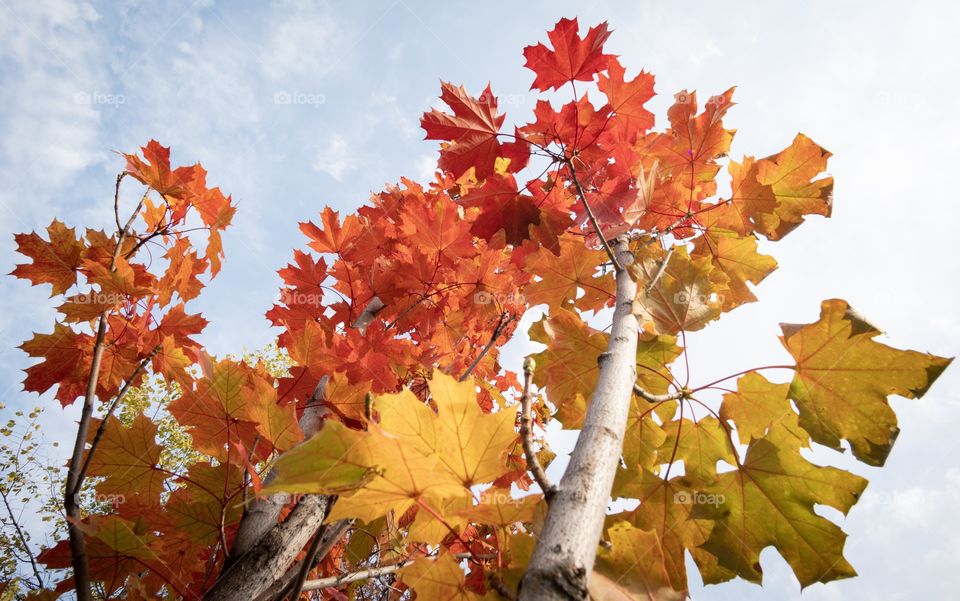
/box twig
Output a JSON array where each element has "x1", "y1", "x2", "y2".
[
  {"x1": 241, "y1": 436, "x2": 261, "y2": 510},
  {"x1": 218, "y1": 505, "x2": 230, "y2": 564},
  {"x1": 0, "y1": 487, "x2": 44, "y2": 589},
  {"x1": 200, "y1": 542, "x2": 222, "y2": 592},
  {"x1": 459, "y1": 312, "x2": 512, "y2": 382},
  {"x1": 643, "y1": 246, "x2": 675, "y2": 296},
  {"x1": 281, "y1": 519, "x2": 353, "y2": 601},
  {"x1": 518, "y1": 358, "x2": 556, "y2": 501},
  {"x1": 64, "y1": 178, "x2": 149, "y2": 601},
  {"x1": 566, "y1": 159, "x2": 623, "y2": 272},
  {"x1": 113, "y1": 172, "x2": 126, "y2": 234},
  {"x1": 637, "y1": 212, "x2": 694, "y2": 247},
  {"x1": 74, "y1": 346, "x2": 161, "y2": 486},
  {"x1": 632, "y1": 384, "x2": 684, "y2": 404},
  {"x1": 301, "y1": 559, "x2": 416, "y2": 593}
]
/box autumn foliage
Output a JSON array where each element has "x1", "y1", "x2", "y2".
[{"x1": 7, "y1": 16, "x2": 951, "y2": 601}]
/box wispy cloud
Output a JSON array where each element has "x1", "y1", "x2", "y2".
[{"x1": 312, "y1": 132, "x2": 357, "y2": 181}]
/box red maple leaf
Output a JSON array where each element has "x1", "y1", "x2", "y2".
[
  {"x1": 123, "y1": 140, "x2": 198, "y2": 204},
  {"x1": 462, "y1": 175, "x2": 540, "y2": 247},
  {"x1": 597, "y1": 57, "x2": 656, "y2": 137},
  {"x1": 420, "y1": 82, "x2": 528, "y2": 180},
  {"x1": 523, "y1": 17, "x2": 615, "y2": 91}
]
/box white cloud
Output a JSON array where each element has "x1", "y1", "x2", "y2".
[
  {"x1": 414, "y1": 153, "x2": 438, "y2": 181},
  {"x1": 258, "y1": 1, "x2": 338, "y2": 81},
  {"x1": 0, "y1": 0, "x2": 108, "y2": 200},
  {"x1": 312, "y1": 133, "x2": 357, "y2": 181},
  {"x1": 369, "y1": 92, "x2": 418, "y2": 138}
]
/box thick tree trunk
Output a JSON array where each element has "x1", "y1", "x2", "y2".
[
  {"x1": 518, "y1": 238, "x2": 639, "y2": 601},
  {"x1": 226, "y1": 378, "x2": 327, "y2": 565},
  {"x1": 208, "y1": 380, "x2": 329, "y2": 599},
  {"x1": 202, "y1": 495, "x2": 331, "y2": 601},
  {"x1": 208, "y1": 298, "x2": 383, "y2": 598}
]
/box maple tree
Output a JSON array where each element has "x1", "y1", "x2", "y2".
[{"x1": 5, "y1": 16, "x2": 952, "y2": 601}]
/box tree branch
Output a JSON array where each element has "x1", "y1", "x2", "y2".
[
  {"x1": 518, "y1": 358, "x2": 555, "y2": 501},
  {"x1": 227, "y1": 379, "x2": 327, "y2": 567},
  {"x1": 566, "y1": 159, "x2": 623, "y2": 272},
  {"x1": 74, "y1": 345, "x2": 161, "y2": 487},
  {"x1": 460, "y1": 312, "x2": 512, "y2": 382},
  {"x1": 632, "y1": 384, "x2": 684, "y2": 404},
  {"x1": 64, "y1": 180, "x2": 148, "y2": 601},
  {"x1": 351, "y1": 296, "x2": 385, "y2": 334},
  {"x1": 519, "y1": 236, "x2": 639, "y2": 601},
  {"x1": 0, "y1": 487, "x2": 44, "y2": 589},
  {"x1": 280, "y1": 519, "x2": 352, "y2": 601},
  {"x1": 300, "y1": 559, "x2": 416, "y2": 593},
  {"x1": 643, "y1": 245, "x2": 674, "y2": 296},
  {"x1": 202, "y1": 495, "x2": 333, "y2": 601}
]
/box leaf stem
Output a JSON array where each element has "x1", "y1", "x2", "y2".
[{"x1": 691, "y1": 365, "x2": 796, "y2": 393}]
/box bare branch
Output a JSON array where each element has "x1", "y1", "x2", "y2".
[
  {"x1": 518, "y1": 358, "x2": 556, "y2": 501},
  {"x1": 301, "y1": 559, "x2": 416, "y2": 593},
  {"x1": 74, "y1": 345, "x2": 161, "y2": 487},
  {"x1": 519, "y1": 236, "x2": 639, "y2": 601},
  {"x1": 459, "y1": 312, "x2": 512, "y2": 382},
  {"x1": 632, "y1": 384, "x2": 684, "y2": 404},
  {"x1": 64, "y1": 180, "x2": 149, "y2": 601},
  {"x1": 113, "y1": 172, "x2": 127, "y2": 234},
  {"x1": 0, "y1": 487, "x2": 44, "y2": 589}
]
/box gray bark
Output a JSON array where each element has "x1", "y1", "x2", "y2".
[
  {"x1": 209, "y1": 296, "x2": 383, "y2": 598},
  {"x1": 227, "y1": 379, "x2": 327, "y2": 563},
  {"x1": 202, "y1": 495, "x2": 331, "y2": 601},
  {"x1": 518, "y1": 238, "x2": 639, "y2": 601}
]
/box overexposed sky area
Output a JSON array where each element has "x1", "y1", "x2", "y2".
[{"x1": 1, "y1": 1, "x2": 957, "y2": 598}]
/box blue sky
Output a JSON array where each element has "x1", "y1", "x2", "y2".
[{"x1": 1, "y1": 1, "x2": 958, "y2": 598}]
